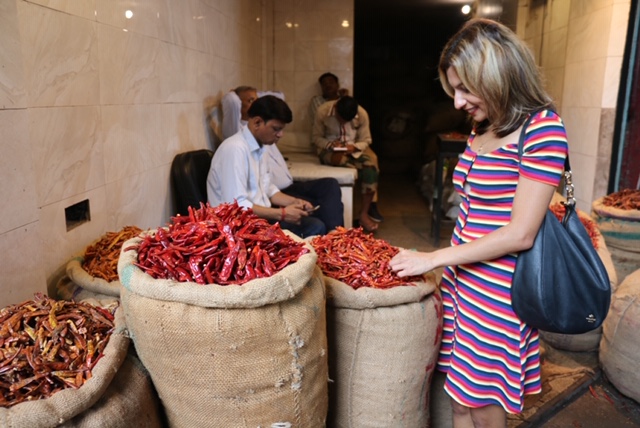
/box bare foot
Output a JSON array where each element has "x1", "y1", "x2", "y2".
[{"x1": 359, "y1": 214, "x2": 379, "y2": 233}]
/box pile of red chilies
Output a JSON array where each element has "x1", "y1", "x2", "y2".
[
  {"x1": 602, "y1": 189, "x2": 640, "y2": 210},
  {"x1": 311, "y1": 226, "x2": 423, "y2": 289},
  {"x1": 0, "y1": 293, "x2": 115, "y2": 407},
  {"x1": 549, "y1": 203, "x2": 600, "y2": 249},
  {"x1": 130, "y1": 202, "x2": 309, "y2": 285}
]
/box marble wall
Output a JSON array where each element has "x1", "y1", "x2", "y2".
[
  {"x1": 271, "y1": 0, "x2": 354, "y2": 153},
  {"x1": 0, "y1": 0, "x2": 271, "y2": 307},
  {"x1": 518, "y1": 0, "x2": 631, "y2": 212},
  {"x1": 0, "y1": 0, "x2": 353, "y2": 307}
]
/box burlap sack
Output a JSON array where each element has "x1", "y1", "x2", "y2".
[
  {"x1": 0, "y1": 307, "x2": 130, "y2": 428},
  {"x1": 592, "y1": 197, "x2": 640, "y2": 253},
  {"x1": 539, "y1": 229, "x2": 618, "y2": 352},
  {"x1": 56, "y1": 275, "x2": 119, "y2": 308},
  {"x1": 67, "y1": 257, "x2": 121, "y2": 297},
  {"x1": 325, "y1": 273, "x2": 442, "y2": 428},
  {"x1": 599, "y1": 268, "x2": 640, "y2": 403},
  {"x1": 62, "y1": 352, "x2": 164, "y2": 427},
  {"x1": 118, "y1": 233, "x2": 328, "y2": 428}
]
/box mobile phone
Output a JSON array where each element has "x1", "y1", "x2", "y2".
[{"x1": 308, "y1": 205, "x2": 320, "y2": 212}]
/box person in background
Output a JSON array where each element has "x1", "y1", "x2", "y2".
[
  {"x1": 309, "y1": 73, "x2": 384, "y2": 224},
  {"x1": 312, "y1": 95, "x2": 383, "y2": 233},
  {"x1": 221, "y1": 86, "x2": 344, "y2": 231},
  {"x1": 308, "y1": 72, "x2": 349, "y2": 124},
  {"x1": 208, "y1": 95, "x2": 326, "y2": 238},
  {"x1": 389, "y1": 19, "x2": 569, "y2": 427}
]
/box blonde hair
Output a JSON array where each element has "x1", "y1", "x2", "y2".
[{"x1": 438, "y1": 18, "x2": 553, "y2": 137}]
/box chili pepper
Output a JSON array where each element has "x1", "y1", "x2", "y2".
[
  {"x1": 0, "y1": 293, "x2": 115, "y2": 407},
  {"x1": 602, "y1": 189, "x2": 640, "y2": 210},
  {"x1": 129, "y1": 202, "x2": 308, "y2": 285},
  {"x1": 82, "y1": 226, "x2": 143, "y2": 282},
  {"x1": 311, "y1": 227, "x2": 423, "y2": 289}
]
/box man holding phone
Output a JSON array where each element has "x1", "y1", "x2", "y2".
[
  {"x1": 220, "y1": 86, "x2": 344, "y2": 233},
  {"x1": 312, "y1": 96, "x2": 383, "y2": 233}
]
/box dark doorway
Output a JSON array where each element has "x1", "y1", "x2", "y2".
[{"x1": 354, "y1": 0, "x2": 470, "y2": 177}]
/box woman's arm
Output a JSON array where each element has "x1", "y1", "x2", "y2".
[{"x1": 390, "y1": 175, "x2": 556, "y2": 277}]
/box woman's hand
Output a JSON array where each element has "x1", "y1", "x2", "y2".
[{"x1": 389, "y1": 249, "x2": 435, "y2": 277}]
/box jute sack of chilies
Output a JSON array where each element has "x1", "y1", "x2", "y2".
[
  {"x1": 56, "y1": 274, "x2": 120, "y2": 309},
  {"x1": 599, "y1": 268, "x2": 640, "y2": 403},
  {"x1": 325, "y1": 273, "x2": 442, "y2": 428},
  {"x1": 62, "y1": 351, "x2": 165, "y2": 427},
  {"x1": 0, "y1": 307, "x2": 130, "y2": 428},
  {"x1": 539, "y1": 194, "x2": 618, "y2": 352},
  {"x1": 67, "y1": 256, "x2": 121, "y2": 298},
  {"x1": 118, "y1": 232, "x2": 328, "y2": 428}
]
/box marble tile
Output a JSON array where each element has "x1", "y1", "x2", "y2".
[
  {"x1": 101, "y1": 104, "x2": 166, "y2": 183},
  {"x1": 106, "y1": 165, "x2": 173, "y2": 230},
  {"x1": 0, "y1": 110, "x2": 38, "y2": 234},
  {"x1": 566, "y1": 7, "x2": 612, "y2": 63},
  {"x1": 543, "y1": 66, "x2": 565, "y2": 110},
  {"x1": 96, "y1": 0, "x2": 163, "y2": 40},
  {"x1": 38, "y1": 186, "x2": 109, "y2": 291},
  {"x1": 569, "y1": 0, "x2": 613, "y2": 20},
  {"x1": 0, "y1": 0, "x2": 27, "y2": 109},
  {"x1": 568, "y1": 151, "x2": 597, "y2": 212},
  {"x1": 295, "y1": 10, "x2": 353, "y2": 42},
  {"x1": 562, "y1": 106, "x2": 602, "y2": 157},
  {"x1": 98, "y1": 24, "x2": 163, "y2": 105},
  {"x1": 274, "y1": 39, "x2": 295, "y2": 71},
  {"x1": 593, "y1": 108, "x2": 616, "y2": 200},
  {"x1": 293, "y1": 70, "x2": 321, "y2": 104},
  {"x1": 28, "y1": 0, "x2": 97, "y2": 21},
  {"x1": 273, "y1": 70, "x2": 297, "y2": 101},
  {"x1": 0, "y1": 222, "x2": 48, "y2": 308},
  {"x1": 547, "y1": 0, "x2": 571, "y2": 31},
  {"x1": 608, "y1": 1, "x2": 631, "y2": 56},
  {"x1": 30, "y1": 106, "x2": 104, "y2": 207},
  {"x1": 562, "y1": 58, "x2": 606, "y2": 108},
  {"x1": 602, "y1": 56, "x2": 623, "y2": 108},
  {"x1": 523, "y1": 3, "x2": 545, "y2": 42},
  {"x1": 161, "y1": 44, "x2": 199, "y2": 103},
  {"x1": 542, "y1": 27, "x2": 568, "y2": 70},
  {"x1": 18, "y1": 2, "x2": 100, "y2": 107}
]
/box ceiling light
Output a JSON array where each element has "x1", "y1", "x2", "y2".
[{"x1": 461, "y1": 5, "x2": 471, "y2": 15}]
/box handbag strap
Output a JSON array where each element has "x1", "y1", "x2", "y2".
[{"x1": 517, "y1": 110, "x2": 575, "y2": 207}]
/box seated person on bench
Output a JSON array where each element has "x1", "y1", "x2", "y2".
[
  {"x1": 209, "y1": 95, "x2": 327, "y2": 238},
  {"x1": 311, "y1": 96, "x2": 383, "y2": 233},
  {"x1": 221, "y1": 86, "x2": 343, "y2": 231}
]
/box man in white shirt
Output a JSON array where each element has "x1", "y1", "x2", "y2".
[
  {"x1": 220, "y1": 86, "x2": 343, "y2": 231},
  {"x1": 208, "y1": 95, "x2": 326, "y2": 237}
]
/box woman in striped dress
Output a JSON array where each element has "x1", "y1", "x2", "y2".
[{"x1": 390, "y1": 19, "x2": 568, "y2": 427}]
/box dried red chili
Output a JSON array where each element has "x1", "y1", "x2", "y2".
[
  {"x1": 311, "y1": 227, "x2": 423, "y2": 289},
  {"x1": 602, "y1": 189, "x2": 640, "y2": 210},
  {"x1": 128, "y1": 202, "x2": 308, "y2": 285},
  {"x1": 0, "y1": 293, "x2": 115, "y2": 407},
  {"x1": 83, "y1": 226, "x2": 143, "y2": 282},
  {"x1": 549, "y1": 203, "x2": 600, "y2": 249}
]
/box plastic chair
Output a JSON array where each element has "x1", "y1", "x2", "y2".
[{"x1": 170, "y1": 149, "x2": 214, "y2": 216}]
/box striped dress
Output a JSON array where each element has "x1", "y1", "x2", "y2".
[{"x1": 438, "y1": 110, "x2": 569, "y2": 413}]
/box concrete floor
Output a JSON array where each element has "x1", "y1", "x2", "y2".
[{"x1": 371, "y1": 170, "x2": 640, "y2": 428}]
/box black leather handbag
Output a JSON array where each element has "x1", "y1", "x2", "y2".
[{"x1": 511, "y1": 113, "x2": 611, "y2": 334}]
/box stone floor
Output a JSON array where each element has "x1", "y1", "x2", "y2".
[{"x1": 370, "y1": 170, "x2": 640, "y2": 427}]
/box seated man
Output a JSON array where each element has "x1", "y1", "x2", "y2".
[
  {"x1": 308, "y1": 72, "x2": 348, "y2": 125},
  {"x1": 221, "y1": 86, "x2": 343, "y2": 231},
  {"x1": 208, "y1": 95, "x2": 326, "y2": 238},
  {"x1": 312, "y1": 96, "x2": 382, "y2": 233}
]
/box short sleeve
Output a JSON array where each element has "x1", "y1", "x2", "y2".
[{"x1": 520, "y1": 110, "x2": 569, "y2": 187}]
